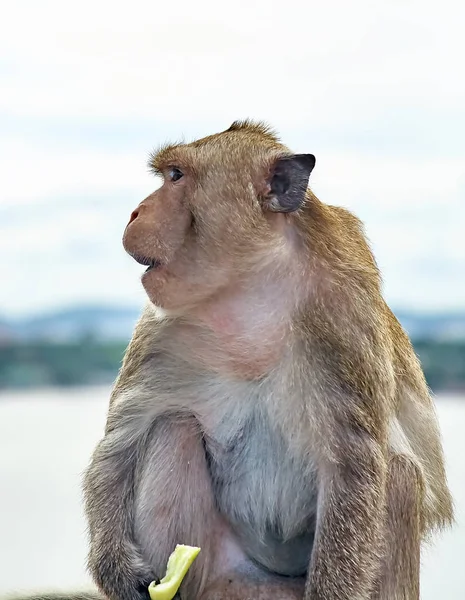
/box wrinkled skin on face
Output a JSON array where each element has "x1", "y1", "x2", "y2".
[{"x1": 122, "y1": 121, "x2": 315, "y2": 313}]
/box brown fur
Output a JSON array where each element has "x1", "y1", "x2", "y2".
[
  {"x1": 85, "y1": 120, "x2": 453, "y2": 600},
  {"x1": 373, "y1": 455, "x2": 424, "y2": 599},
  {"x1": 9, "y1": 120, "x2": 453, "y2": 600}
]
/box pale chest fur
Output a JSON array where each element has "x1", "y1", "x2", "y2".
[
  {"x1": 199, "y1": 388, "x2": 318, "y2": 576},
  {"x1": 137, "y1": 324, "x2": 319, "y2": 575}
]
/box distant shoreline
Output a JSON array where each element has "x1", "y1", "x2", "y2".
[{"x1": 0, "y1": 384, "x2": 464, "y2": 404}]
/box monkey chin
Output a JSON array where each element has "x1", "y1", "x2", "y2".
[
  {"x1": 140, "y1": 264, "x2": 190, "y2": 314},
  {"x1": 141, "y1": 264, "x2": 217, "y2": 316},
  {"x1": 141, "y1": 263, "x2": 166, "y2": 303}
]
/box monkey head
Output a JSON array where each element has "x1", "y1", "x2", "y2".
[{"x1": 123, "y1": 120, "x2": 315, "y2": 312}]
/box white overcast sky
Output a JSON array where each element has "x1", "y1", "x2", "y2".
[{"x1": 0, "y1": 0, "x2": 464, "y2": 317}]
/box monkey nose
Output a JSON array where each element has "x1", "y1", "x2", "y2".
[{"x1": 128, "y1": 208, "x2": 139, "y2": 225}]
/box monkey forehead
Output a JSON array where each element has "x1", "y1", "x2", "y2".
[
  {"x1": 148, "y1": 142, "x2": 186, "y2": 173},
  {"x1": 148, "y1": 121, "x2": 291, "y2": 176}
]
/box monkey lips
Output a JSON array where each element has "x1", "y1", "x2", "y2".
[{"x1": 128, "y1": 252, "x2": 162, "y2": 273}]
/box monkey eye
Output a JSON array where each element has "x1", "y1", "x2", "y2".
[{"x1": 168, "y1": 167, "x2": 184, "y2": 182}]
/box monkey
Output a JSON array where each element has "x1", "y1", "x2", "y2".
[{"x1": 8, "y1": 120, "x2": 453, "y2": 600}]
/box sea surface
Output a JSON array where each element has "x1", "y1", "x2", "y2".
[{"x1": 0, "y1": 387, "x2": 464, "y2": 599}]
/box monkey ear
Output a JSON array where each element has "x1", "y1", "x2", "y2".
[{"x1": 266, "y1": 154, "x2": 316, "y2": 213}]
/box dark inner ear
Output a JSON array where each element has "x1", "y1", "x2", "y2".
[{"x1": 268, "y1": 154, "x2": 316, "y2": 213}]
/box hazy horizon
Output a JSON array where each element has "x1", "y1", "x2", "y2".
[{"x1": 2, "y1": 299, "x2": 465, "y2": 321}]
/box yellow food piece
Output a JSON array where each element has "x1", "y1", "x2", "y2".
[{"x1": 148, "y1": 544, "x2": 201, "y2": 600}]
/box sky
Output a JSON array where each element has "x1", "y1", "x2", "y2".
[{"x1": 1, "y1": 0, "x2": 464, "y2": 317}]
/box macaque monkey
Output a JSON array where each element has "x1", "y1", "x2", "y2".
[{"x1": 11, "y1": 121, "x2": 454, "y2": 600}]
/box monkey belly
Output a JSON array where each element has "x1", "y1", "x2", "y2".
[
  {"x1": 229, "y1": 522, "x2": 315, "y2": 577},
  {"x1": 203, "y1": 559, "x2": 306, "y2": 600},
  {"x1": 205, "y1": 408, "x2": 317, "y2": 578}
]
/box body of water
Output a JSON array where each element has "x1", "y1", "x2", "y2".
[{"x1": 0, "y1": 388, "x2": 464, "y2": 599}]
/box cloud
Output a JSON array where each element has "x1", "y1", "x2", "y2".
[
  {"x1": 0, "y1": 0, "x2": 464, "y2": 315},
  {"x1": 1, "y1": 0, "x2": 464, "y2": 123},
  {"x1": 0, "y1": 137, "x2": 154, "y2": 207}
]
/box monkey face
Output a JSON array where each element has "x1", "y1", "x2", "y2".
[
  {"x1": 123, "y1": 167, "x2": 194, "y2": 310},
  {"x1": 123, "y1": 121, "x2": 315, "y2": 313}
]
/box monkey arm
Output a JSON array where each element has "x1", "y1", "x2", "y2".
[
  {"x1": 83, "y1": 422, "x2": 156, "y2": 600},
  {"x1": 84, "y1": 348, "x2": 220, "y2": 600},
  {"x1": 82, "y1": 309, "x2": 171, "y2": 599},
  {"x1": 372, "y1": 455, "x2": 423, "y2": 600},
  {"x1": 305, "y1": 435, "x2": 387, "y2": 600},
  {"x1": 83, "y1": 308, "x2": 202, "y2": 600},
  {"x1": 303, "y1": 308, "x2": 393, "y2": 600}
]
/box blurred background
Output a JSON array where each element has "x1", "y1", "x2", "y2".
[{"x1": 0, "y1": 0, "x2": 464, "y2": 598}]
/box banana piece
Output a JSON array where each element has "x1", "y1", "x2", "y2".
[{"x1": 148, "y1": 544, "x2": 201, "y2": 600}]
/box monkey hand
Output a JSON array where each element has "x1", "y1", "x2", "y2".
[{"x1": 88, "y1": 541, "x2": 158, "y2": 600}]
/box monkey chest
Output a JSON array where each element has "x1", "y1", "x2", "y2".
[{"x1": 201, "y1": 405, "x2": 318, "y2": 576}]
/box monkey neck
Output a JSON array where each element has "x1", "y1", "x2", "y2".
[{"x1": 171, "y1": 270, "x2": 305, "y2": 379}]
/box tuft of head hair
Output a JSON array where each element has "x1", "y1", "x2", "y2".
[{"x1": 225, "y1": 119, "x2": 280, "y2": 142}]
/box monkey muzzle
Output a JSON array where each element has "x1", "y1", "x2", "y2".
[{"x1": 127, "y1": 251, "x2": 162, "y2": 272}]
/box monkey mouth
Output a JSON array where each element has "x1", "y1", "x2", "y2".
[
  {"x1": 129, "y1": 252, "x2": 162, "y2": 272},
  {"x1": 145, "y1": 260, "x2": 161, "y2": 272}
]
